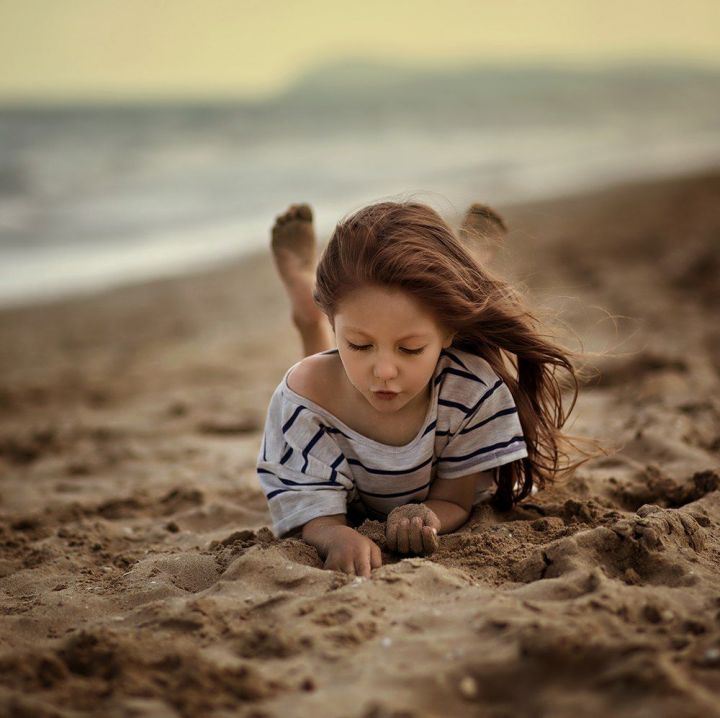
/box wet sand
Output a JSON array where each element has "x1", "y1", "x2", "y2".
[{"x1": 1, "y1": 170, "x2": 719, "y2": 717}]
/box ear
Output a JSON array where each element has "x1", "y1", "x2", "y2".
[{"x1": 442, "y1": 332, "x2": 455, "y2": 349}]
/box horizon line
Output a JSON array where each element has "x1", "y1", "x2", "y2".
[{"x1": 1, "y1": 55, "x2": 719, "y2": 109}]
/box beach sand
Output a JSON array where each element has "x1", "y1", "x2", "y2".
[{"x1": 1, "y1": 170, "x2": 719, "y2": 717}]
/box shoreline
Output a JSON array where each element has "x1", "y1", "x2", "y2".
[{"x1": 2, "y1": 161, "x2": 719, "y2": 313}]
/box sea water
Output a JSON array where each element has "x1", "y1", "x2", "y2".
[{"x1": 1, "y1": 63, "x2": 719, "y2": 306}]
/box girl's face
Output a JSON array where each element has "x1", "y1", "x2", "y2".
[{"x1": 331, "y1": 284, "x2": 454, "y2": 415}]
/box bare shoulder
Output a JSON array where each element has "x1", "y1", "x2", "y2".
[{"x1": 286, "y1": 352, "x2": 341, "y2": 408}]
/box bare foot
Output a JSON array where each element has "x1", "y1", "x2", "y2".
[
  {"x1": 458, "y1": 203, "x2": 508, "y2": 265},
  {"x1": 271, "y1": 203, "x2": 325, "y2": 328}
]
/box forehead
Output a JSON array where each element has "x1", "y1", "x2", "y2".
[
  {"x1": 334, "y1": 285, "x2": 442, "y2": 336},
  {"x1": 343, "y1": 325, "x2": 431, "y2": 341}
]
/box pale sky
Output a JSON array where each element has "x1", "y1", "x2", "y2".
[{"x1": 1, "y1": 0, "x2": 718, "y2": 103}]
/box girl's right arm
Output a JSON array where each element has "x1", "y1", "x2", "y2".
[{"x1": 302, "y1": 514, "x2": 382, "y2": 578}]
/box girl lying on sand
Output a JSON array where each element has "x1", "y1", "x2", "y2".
[{"x1": 257, "y1": 201, "x2": 590, "y2": 577}]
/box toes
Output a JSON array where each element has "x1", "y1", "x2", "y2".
[
  {"x1": 274, "y1": 203, "x2": 313, "y2": 228},
  {"x1": 296, "y1": 203, "x2": 313, "y2": 221},
  {"x1": 286, "y1": 204, "x2": 313, "y2": 222}
]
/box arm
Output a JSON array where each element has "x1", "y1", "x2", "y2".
[
  {"x1": 425, "y1": 470, "x2": 492, "y2": 533},
  {"x1": 422, "y1": 499, "x2": 471, "y2": 534}
]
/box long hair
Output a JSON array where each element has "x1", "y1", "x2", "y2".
[{"x1": 313, "y1": 200, "x2": 602, "y2": 511}]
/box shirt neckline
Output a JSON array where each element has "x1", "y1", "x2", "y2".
[{"x1": 281, "y1": 350, "x2": 444, "y2": 452}]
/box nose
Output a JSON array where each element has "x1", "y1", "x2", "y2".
[{"x1": 373, "y1": 357, "x2": 399, "y2": 381}]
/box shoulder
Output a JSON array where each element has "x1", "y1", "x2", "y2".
[
  {"x1": 286, "y1": 350, "x2": 341, "y2": 409},
  {"x1": 436, "y1": 348, "x2": 519, "y2": 421},
  {"x1": 437, "y1": 348, "x2": 500, "y2": 389}
]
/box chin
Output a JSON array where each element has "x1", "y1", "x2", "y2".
[{"x1": 369, "y1": 392, "x2": 408, "y2": 409}]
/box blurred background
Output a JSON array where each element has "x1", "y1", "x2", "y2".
[{"x1": 0, "y1": 0, "x2": 718, "y2": 307}]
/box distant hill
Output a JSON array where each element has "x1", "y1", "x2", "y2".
[
  {"x1": 1, "y1": 60, "x2": 718, "y2": 141},
  {"x1": 270, "y1": 59, "x2": 720, "y2": 130}
]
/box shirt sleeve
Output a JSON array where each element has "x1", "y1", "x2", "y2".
[
  {"x1": 435, "y1": 373, "x2": 528, "y2": 480},
  {"x1": 256, "y1": 385, "x2": 355, "y2": 538}
]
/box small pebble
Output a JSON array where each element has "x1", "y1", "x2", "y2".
[
  {"x1": 703, "y1": 648, "x2": 720, "y2": 666},
  {"x1": 459, "y1": 676, "x2": 478, "y2": 699},
  {"x1": 380, "y1": 637, "x2": 392, "y2": 647},
  {"x1": 300, "y1": 677, "x2": 316, "y2": 691}
]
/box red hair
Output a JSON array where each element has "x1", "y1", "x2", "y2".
[{"x1": 313, "y1": 201, "x2": 599, "y2": 511}]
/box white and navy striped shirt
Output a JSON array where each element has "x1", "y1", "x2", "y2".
[{"x1": 257, "y1": 347, "x2": 528, "y2": 538}]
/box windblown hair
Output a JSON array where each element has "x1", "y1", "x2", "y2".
[{"x1": 313, "y1": 201, "x2": 601, "y2": 511}]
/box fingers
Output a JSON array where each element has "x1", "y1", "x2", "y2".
[
  {"x1": 397, "y1": 518, "x2": 411, "y2": 554},
  {"x1": 388, "y1": 515, "x2": 439, "y2": 556},
  {"x1": 326, "y1": 544, "x2": 383, "y2": 578},
  {"x1": 353, "y1": 543, "x2": 383, "y2": 577},
  {"x1": 385, "y1": 517, "x2": 399, "y2": 552},
  {"x1": 422, "y1": 526, "x2": 439, "y2": 555},
  {"x1": 370, "y1": 543, "x2": 383, "y2": 570},
  {"x1": 409, "y1": 516, "x2": 424, "y2": 554},
  {"x1": 332, "y1": 558, "x2": 356, "y2": 576},
  {"x1": 354, "y1": 557, "x2": 371, "y2": 579}
]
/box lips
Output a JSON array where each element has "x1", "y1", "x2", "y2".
[{"x1": 374, "y1": 390, "x2": 399, "y2": 399}]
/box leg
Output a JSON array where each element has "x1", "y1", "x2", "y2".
[{"x1": 270, "y1": 203, "x2": 334, "y2": 357}]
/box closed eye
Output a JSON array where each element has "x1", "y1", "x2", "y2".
[
  {"x1": 346, "y1": 341, "x2": 425, "y2": 355},
  {"x1": 401, "y1": 347, "x2": 425, "y2": 355}
]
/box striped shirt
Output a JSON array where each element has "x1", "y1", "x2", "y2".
[{"x1": 257, "y1": 347, "x2": 528, "y2": 538}]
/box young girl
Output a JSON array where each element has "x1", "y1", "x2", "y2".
[{"x1": 257, "y1": 200, "x2": 587, "y2": 578}]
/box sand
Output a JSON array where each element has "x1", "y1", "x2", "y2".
[{"x1": 0, "y1": 170, "x2": 719, "y2": 717}]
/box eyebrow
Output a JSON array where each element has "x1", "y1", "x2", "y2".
[{"x1": 343, "y1": 327, "x2": 430, "y2": 341}]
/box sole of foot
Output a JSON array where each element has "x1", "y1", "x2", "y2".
[
  {"x1": 271, "y1": 203, "x2": 316, "y2": 274},
  {"x1": 459, "y1": 203, "x2": 508, "y2": 264},
  {"x1": 270, "y1": 203, "x2": 324, "y2": 327}
]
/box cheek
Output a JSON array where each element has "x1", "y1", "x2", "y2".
[{"x1": 340, "y1": 353, "x2": 364, "y2": 380}]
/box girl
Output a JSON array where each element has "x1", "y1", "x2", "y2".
[{"x1": 257, "y1": 200, "x2": 590, "y2": 578}]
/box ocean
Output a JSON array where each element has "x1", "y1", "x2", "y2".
[{"x1": 1, "y1": 62, "x2": 719, "y2": 306}]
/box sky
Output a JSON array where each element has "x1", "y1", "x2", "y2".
[{"x1": 1, "y1": 0, "x2": 719, "y2": 103}]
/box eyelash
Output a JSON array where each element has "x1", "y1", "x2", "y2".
[{"x1": 346, "y1": 342, "x2": 425, "y2": 355}]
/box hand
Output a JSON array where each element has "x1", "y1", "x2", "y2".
[
  {"x1": 322, "y1": 525, "x2": 383, "y2": 578},
  {"x1": 385, "y1": 503, "x2": 441, "y2": 555}
]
